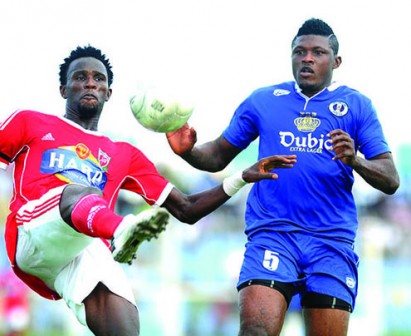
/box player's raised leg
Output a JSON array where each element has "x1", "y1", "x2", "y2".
[{"x1": 59, "y1": 184, "x2": 170, "y2": 264}]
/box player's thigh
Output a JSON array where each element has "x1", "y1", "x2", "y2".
[
  {"x1": 304, "y1": 239, "x2": 359, "y2": 308},
  {"x1": 239, "y1": 285, "x2": 288, "y2": 336},
  {"x1": 238, "y1": 230, "x2": 301, "y2": 286},
  {"x1": 15, "y1": 191, "x2": 93, "y2": 285},
  {"x1": 84, "y1": 282, "x2": 139, "y2": 336},
  {"x1": 54, "y1": 239, "x2": 136, "y2": 326},
  {"x1": 303, "y1": 307, "x2": 350, "y2": 336}
]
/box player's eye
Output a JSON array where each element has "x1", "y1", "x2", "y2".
[
  {"x1": 95, "y1": 75, "x2": 105, "y2": 82},
  {"x1": 293, "y1": 49, "x2": 305, "y2": 56},
  {"x1": 74, "y1": 74, "x2": 86, "y2": 81}
]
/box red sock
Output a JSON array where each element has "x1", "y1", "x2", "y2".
[{"x1": 71, "y1": 194, "x2": 123, "y2": 239}]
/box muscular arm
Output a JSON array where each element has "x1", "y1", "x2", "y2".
[
  {"x1": 162, "y1": 185, "x2": 230, "y2": 224},
  {"x1": 329, "y1": 129, "x2": 400, "y2": 195},
  {"x1": 162, "y1": 154, "x2": 297, "y2": 223},
  {"x1": 166, "y1": 125, "x2": 242, "y2": 172},
  {"x1": 351, "y1": 153, "x2": 400, "y2": 195},
  {"x1": 181, "y1": 135, "x2": 242, "y2": 172}
]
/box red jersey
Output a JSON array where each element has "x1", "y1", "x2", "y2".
[{"x1": 0, "y1": 110, "x2": 172, "y2": 299}]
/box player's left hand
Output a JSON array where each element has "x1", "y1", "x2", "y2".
[
  {"x1": 328, "y1": 129, "x2": 356, "y2": 166},
  {"x1": 243, "y1": 155, "x2": 297, "y2": 182}
]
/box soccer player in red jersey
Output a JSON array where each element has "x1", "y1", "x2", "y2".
[{"x1": 0, "y1": 45, "x2": 296, "y2": 335}]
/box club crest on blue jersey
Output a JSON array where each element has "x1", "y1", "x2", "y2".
[
  {"x1": 40, "y1": 143, "x2": 108, "y2": 190},
  {"x1": 329, "y1": 101, "x2": 348, "y2": 116}
]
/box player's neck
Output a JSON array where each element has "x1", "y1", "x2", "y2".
[{"x1": 64, "y1": 114, "x2": 100, "y2": 131}]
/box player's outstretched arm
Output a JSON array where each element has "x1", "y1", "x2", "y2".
[
  {"x1": 167, "y1": 128, "x2": 242, "y2": 172},
  {"x1": 162, "y1": 155, "x2": 297, "y2": 224}
]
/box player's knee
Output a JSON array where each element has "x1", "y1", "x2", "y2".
[
  {"x1": 239, "y1": 325, "x2": 268, "y2": 336},
  {"x1": 59, "y1": 185, "x2": 103, "y2": 223},
  {"x1": 85, "y1": 283, "x2": 140, "y2": 336},
  {"x1": 301, "y1": 292, "x2": 352, "y2": 312}
]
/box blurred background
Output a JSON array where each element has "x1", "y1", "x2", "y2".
[{"x1": 0, "y1": 0, "x2": 410, "y2": 335}]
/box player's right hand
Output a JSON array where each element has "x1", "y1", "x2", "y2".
[{"x1": 166, "y1": 123, "x2": 197, "y2": 156}]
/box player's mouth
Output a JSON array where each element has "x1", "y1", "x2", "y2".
[
  {"x1": 81, "y1": 93, "x2": 98, "y2": 101},
  {"x1": 300, "y1": 66, "x2": 314, "y2": 77}
]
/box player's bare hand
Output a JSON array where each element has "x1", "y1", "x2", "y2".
[
  {"x1": 243, "y1": 155, "x2": 297, "y2": 182},
  {"x1": 166, "y1": 123, "x2": 197, "y2": 156},
  {"x1": 328, "y1": 129, "x2": 356, "y2": 166}
]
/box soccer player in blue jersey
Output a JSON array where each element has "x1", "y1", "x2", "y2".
[{"x1": 166, "y1": 18, "x2": 400, "y2": 335}]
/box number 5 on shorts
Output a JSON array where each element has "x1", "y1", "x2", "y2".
[{"x1": 262, "y1": 250, "x2": 280, "y2": 271}]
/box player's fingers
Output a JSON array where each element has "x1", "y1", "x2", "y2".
[
  {"x1": 261, "y1": 164, "x2": 289, "y2": 173},
  {"x1": 166, "y1": 123, "x2": 191, "y2": 138},
  {"x1": 328, "y1": 129, "x2": 346, "y2": 137}
]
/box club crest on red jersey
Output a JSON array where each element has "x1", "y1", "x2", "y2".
[{"x1": 98, "y1": 149, "x2": 111, "y2": 171}]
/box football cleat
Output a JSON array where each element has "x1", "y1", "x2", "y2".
[{"x1": 112, "y1": 207, "x2": 170, "y2": 264}]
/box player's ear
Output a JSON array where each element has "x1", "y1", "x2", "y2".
[
  {"x1": 60, "y1": 85, "x2": 67, "y2": 99},
  {"x1": 105, "y1": 88, "x2": 113, "y2": 102},
  {"x1": 333, "y1": 56, "x2": 342, "y2": 69}
]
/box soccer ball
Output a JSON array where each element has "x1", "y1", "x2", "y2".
[{"x1": 130, "y1": 85, "x2": 194, "y2": 133}]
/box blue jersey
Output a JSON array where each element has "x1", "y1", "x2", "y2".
[{"x1": 223, "y1": 81, "x2": 390, "y2": 242}]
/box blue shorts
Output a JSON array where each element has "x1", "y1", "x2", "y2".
[{"x1": 237, "y1": 230, "x2": 359, "y2": 308}]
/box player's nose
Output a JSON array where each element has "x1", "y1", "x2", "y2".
[{"x1": 84, "y1": 76, "x2": 97, "y2": 88}]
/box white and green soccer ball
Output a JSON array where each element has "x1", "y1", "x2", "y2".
[{"x1": 130, "y1": 85, "x2": 194, "y2": 133}]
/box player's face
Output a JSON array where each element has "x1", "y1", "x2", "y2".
[
  {"x1": 61, "y1": 57, "x2": 112, "y2": 118},
  {"x1": 291, "y1": 35, "x2": 341, "y2": 97}
]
